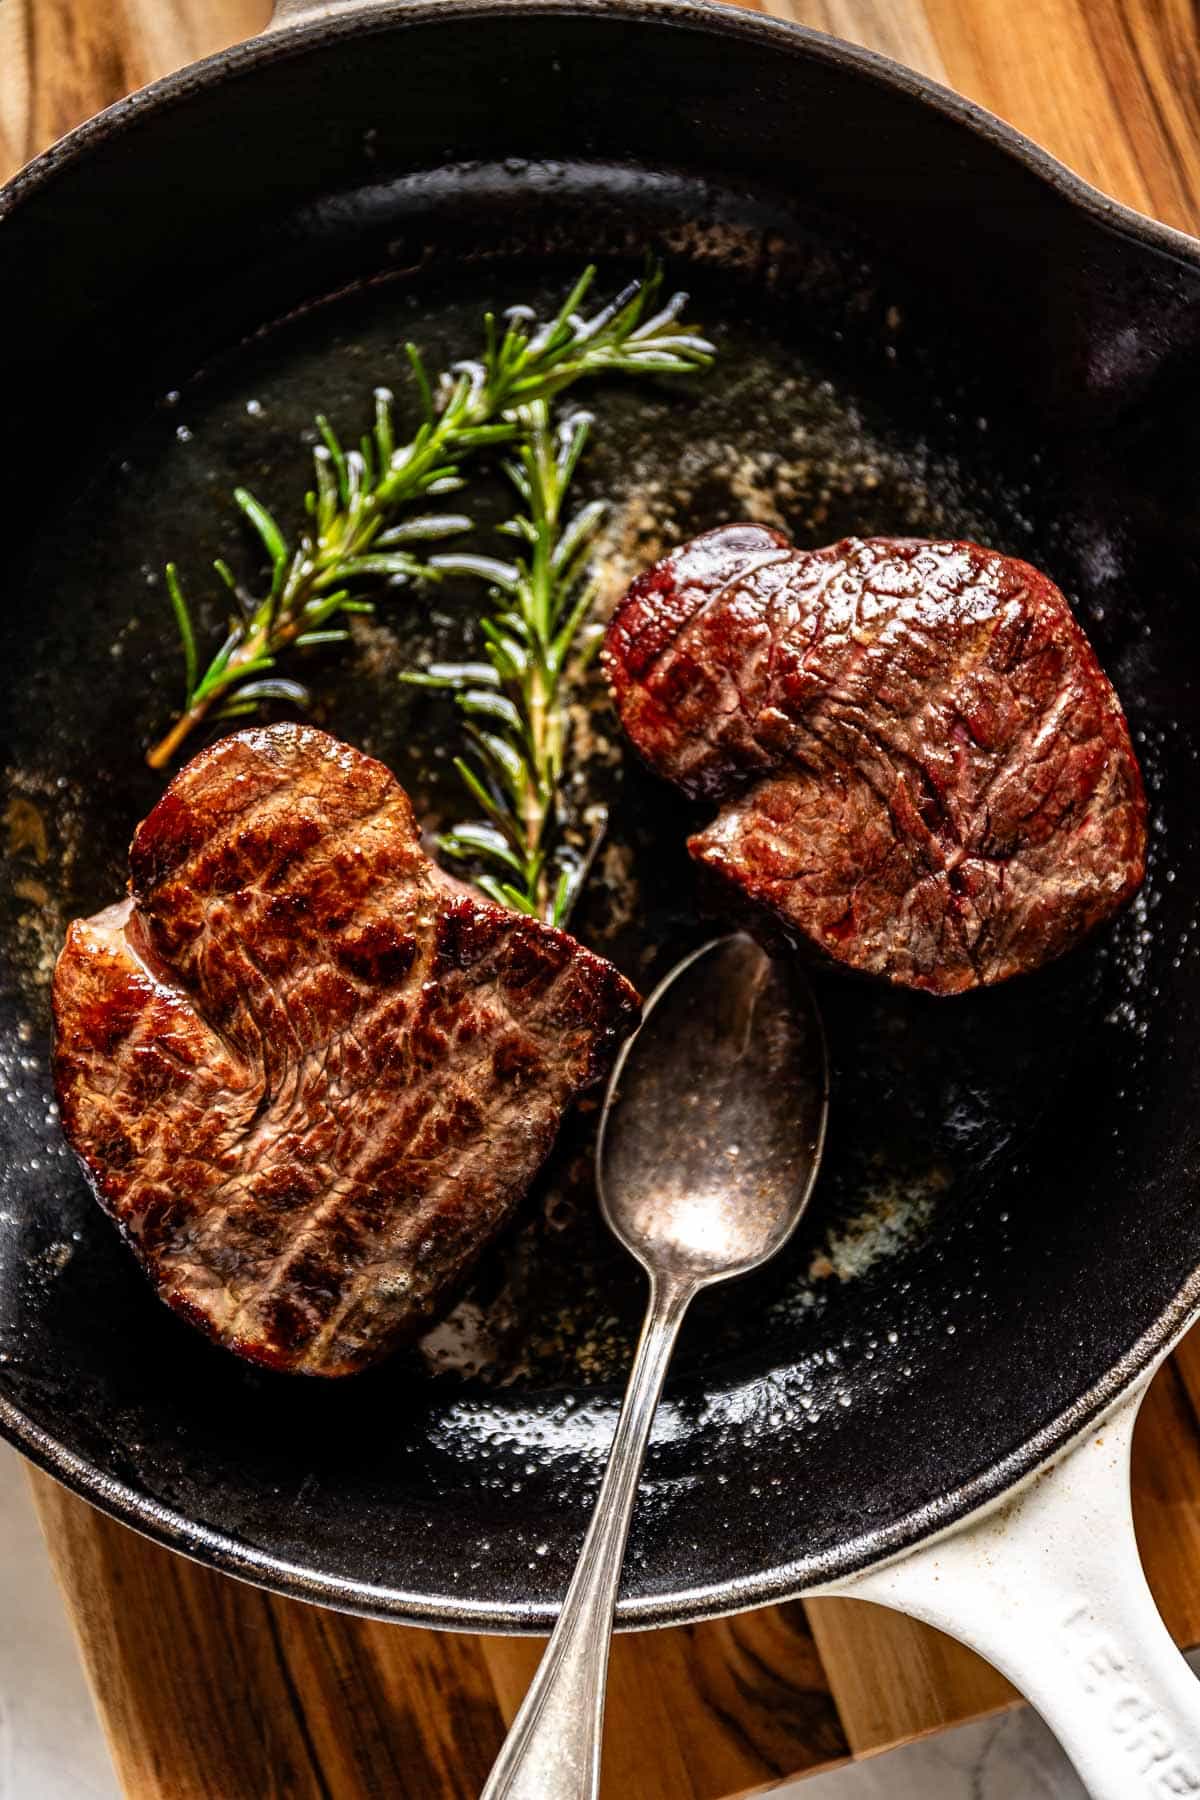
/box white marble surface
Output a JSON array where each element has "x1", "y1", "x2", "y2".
[
  {"x1": 775, "y1": 1653, "x2": 1200, "y2": 1798},
  {"x1": 3, "y1": 1433, "x2": 1189, "y2": 1799},
  {"x1": 776, "y1": 1705, "x2": 1092, "y2": 1797},
  {"x1": 0, "y1": 1443, "x2": 116, "y2": 1800}
]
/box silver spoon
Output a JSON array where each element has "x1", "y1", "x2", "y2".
[{"x1": 481, "y1": 933, "x2": 828, "y2": 1800}]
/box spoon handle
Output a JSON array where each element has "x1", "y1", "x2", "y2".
[{"x1": 481, "y1": 1274, "x2": 695, "y2": 1800}]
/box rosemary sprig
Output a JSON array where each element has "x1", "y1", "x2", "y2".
[
  {"x1": 402, "y1": 400, "x2": 610, "y2": 926},
  {"x1": 147, "y1": 265, "x2": 714, "y2": 768}
]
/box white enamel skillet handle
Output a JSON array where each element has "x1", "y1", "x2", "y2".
[{"x1": 826, "y1": 1373, "x2": 1200, "y2": 1800}]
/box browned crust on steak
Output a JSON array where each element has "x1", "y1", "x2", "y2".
[
  {"x1": 605, "y1": 527, "x2": 1147, "y2": 994},
  {"x1": 52, "y1": 725, "x2": 638, "y2": 1375}
]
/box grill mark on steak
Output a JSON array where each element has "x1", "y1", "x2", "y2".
[
  {"x1": 606, "y1": 527, "x2": 1147, "y2": 995},
  {"x1": 53, "y1": 725, "x2": 638, "y2": 1375},
  {"x1": 230, "y1": 919, "x2": 585, "y2": 1363}
]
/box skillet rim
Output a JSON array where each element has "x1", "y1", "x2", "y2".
[
  {"x1": 2, "y1": 0, "x2": 1199, "y2": 1631},
  {"x1": 6, "y1": 0, "x2": 1200, "y2": 275}
]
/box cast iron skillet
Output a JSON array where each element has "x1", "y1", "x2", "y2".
[{"x1": 1, "y1": 0, "x2": 1199, "y2": 1633}]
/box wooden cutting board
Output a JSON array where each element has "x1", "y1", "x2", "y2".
[{"x1": 7, "y1": 2, "x2": 1200, "y2": 1794}]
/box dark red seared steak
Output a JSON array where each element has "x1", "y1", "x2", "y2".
[
  {"x1": 606, "y1": 526, "x2": 1147, "y2": 994},
  {"x1": 52, "y1": 725, "x2": 638, "y2": 1375}
]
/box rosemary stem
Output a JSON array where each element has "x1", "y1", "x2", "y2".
[
  {"x1": 426, "y1": 397, "x2": 624, "y2": 926},
  {"x1": 146, "y1": 705, "x2": 208, "y2": 771},
  {"x1": 523, "y1": 662, "x2": 553, "y2": 919},
  {"x1": 145, "y1": 609, "x2": 305, "y2": 767}
]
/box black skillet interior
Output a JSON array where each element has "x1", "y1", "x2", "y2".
[{"x1": 3, "y1": 1, "x2": 1200, "y2": 1628}]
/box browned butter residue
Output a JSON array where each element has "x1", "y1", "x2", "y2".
[{"x1": 5, "y1": 796, "x2": 49, "y2": 864}]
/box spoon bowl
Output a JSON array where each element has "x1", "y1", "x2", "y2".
[{"x1": 597, "y1": 934, "x2": 828, "y2": 1286}]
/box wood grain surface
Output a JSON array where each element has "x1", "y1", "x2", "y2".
[{"x1": 6, "y1": 0, "x2": 1200, "y2": 1795}]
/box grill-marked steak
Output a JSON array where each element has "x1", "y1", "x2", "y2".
[
  {"x1": 52, "y1": 725, "x2": 638, "y2": 1376},
  {"x1": 606, "y1": 525, "x2": 1147, "y2": 994}
]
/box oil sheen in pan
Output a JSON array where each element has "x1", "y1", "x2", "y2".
[{"x1": 0, "y1": 263, "x2": 1163, "y2": 1401}]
